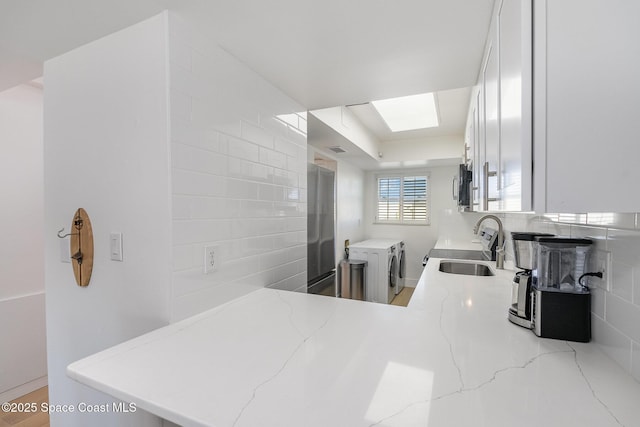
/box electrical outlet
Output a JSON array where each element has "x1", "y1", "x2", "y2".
[
  {"x1": 203, "y1": 245, "x2": 218, "y2": 274},
  {"x1": 592, "y1": 249, "x2": 612, "y2": 291}
]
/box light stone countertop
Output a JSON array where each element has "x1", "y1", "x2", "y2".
[
  {"x1": 433, "y1": 238, "x2": 484, "y2": 251},
  {"x1": 67, "y1": 249, "x2": 640, "y2": 426}
]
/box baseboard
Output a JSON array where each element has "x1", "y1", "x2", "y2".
[
  {"x1": 0, "y1": 376, "x2": 48, "y2": 403},
  {"x1": 404, "y1": 278, "x2": 419, "y2": 288}
]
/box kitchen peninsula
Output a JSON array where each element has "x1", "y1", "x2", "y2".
[{"x1": 68, "y1": 254, "x2": 640, "y2": 427}]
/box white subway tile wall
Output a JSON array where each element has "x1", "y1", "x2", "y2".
[
  {"x1": 592, "y1": 315, "x2": 632, "y2": 371},
  {"x1": 168, "y1": 14, "x2": 307, "y2": 321},
  {"x1": 499, "y1": 212, "x2": 640, "y2": 382},
  {"x1": 633, "y1": 342, "x2": 640, "y2": 381}
]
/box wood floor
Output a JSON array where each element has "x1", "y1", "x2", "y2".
[
  {"x1": 0, "y1": 387, "x2": 49, "y2": 427},
  {"x1": 318, "y1": 284, "x2": 415, "y2": 306},
  {"x1": 390, "y1": 286, "x2": 415, "y2": 307}
]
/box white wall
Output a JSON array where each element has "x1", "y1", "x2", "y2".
[
  {"x1": 379, "y1": 136, "x2": 463, "y2": 166},
  {"x1": 44, "y1": 13, "x2": 172, "y2": 427},
  {"x1": 335, "y1": 159, "x2": 366, "y2": 263},
  {"x1": 0, "y1": 83, "x2": 47, "y2": 402},
  {"x1": 43, "y1": 11, "x2": 311, "y2": 425},
  {"x1": 167, "y1": 14, "x2": 308, "y2": 321},
  {"x1": 364, "y1": 165, "x2": 459, "y2": 286}
]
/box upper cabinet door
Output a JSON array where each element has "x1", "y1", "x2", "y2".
[
  {"x1": 534, "y1": 0, "x2": 640, "y2": 213},
  {"x1": 483, "y1": 36, "x2": 501, "y2": 211},
  {"x1": 464, "y1": 88, "x2": 482, "y2": 211},
  {"x1": 499, "y1": 0, "x2": 532, "y2": 211},
  {"x1": 469, "y1": 0, "x2": 532, "y2": 212},
  {"x1": 472, "y1": 92, "x2": 482, "y2": 210}
]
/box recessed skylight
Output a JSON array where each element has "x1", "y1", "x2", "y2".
[{"x1": 371, "y1": 92, "x2": 439, "y2": 132}]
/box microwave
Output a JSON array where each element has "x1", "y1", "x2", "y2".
[{"x1": 454, "y1": 164, "x2": 473, "y2": 210}]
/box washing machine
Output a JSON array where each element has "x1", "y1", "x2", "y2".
[
  {"x1": 369, "y1": 239, "x2": 404, "y2": 295},
  {"x1": 349, "y1": 239, "x2": 398, "y2": 304},
  {"x1": 396, "y1": 241, "x2": 406, "y2": 294}
]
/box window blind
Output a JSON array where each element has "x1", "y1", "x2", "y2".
[
  {"x1": 377, "y1": 175, "x2": 429, "y2": 223},
  {"x1": 377, "y1": 177, "x2": 401, "y2": 221},
  {"x1": 402, "y1": 176, "x2": 427, "y2": 221}
]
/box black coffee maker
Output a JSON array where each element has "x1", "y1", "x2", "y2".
[
  {"x1": 530, "y1": 237, "x2": 594, "y2": 342},
  {"x1": 508, "y1": 232, "x2": 554, "y2": 328}
]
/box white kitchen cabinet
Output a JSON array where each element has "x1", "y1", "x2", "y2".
[
  {"x1": 498, "y1": 0, "x2": 532, "y2": 212},
  {"x1": 464, "y1": 89, "x2": 482, "y2": 211},
  {"x1": 533, "y1": 0, "x2": 640, "y2": 213},
  {"x1": 472, "y1": 93, "x2": 481, "y2": 209},
  {"x1": 482, "y1": 32, "x2": 500, "y2": 211},
  {"x1": 465, "y1": 0, "x2": 531, "y2": 212},
  {"x1": 468, "y1": 0, "x2": 640, "y2": 214},
  {"x1": 465, "y1": 86, "x2": 484, "y2": 211},
  {"x1": 469, "y1": 91, "x2": 481, "y2": 210}
]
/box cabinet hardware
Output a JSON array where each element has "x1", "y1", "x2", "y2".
[{"x1": 483, "y1": 162, "x2": 500, "y2": 210}]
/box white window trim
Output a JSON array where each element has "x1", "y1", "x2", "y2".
[{"x1": 374, "y1": 170, "x2": 431, "y2": 226}]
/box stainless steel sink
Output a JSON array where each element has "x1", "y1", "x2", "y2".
[{"x1": 439, "y1": 261, "x2": 494, "y2": 276}]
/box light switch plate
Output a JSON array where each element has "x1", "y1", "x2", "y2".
[{"x1": 110, "y1": 232, "x2": 123, "y2": 261}]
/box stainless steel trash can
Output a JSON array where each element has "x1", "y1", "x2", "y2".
[{"x1": 339, "y1": 259, "x2": 367, "y2": 300}]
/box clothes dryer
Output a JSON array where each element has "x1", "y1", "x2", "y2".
[{"x1": 366, "y1": 239, "x2": 404, "y2": 295}]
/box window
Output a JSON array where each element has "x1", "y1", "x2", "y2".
[{"x1": 376, "y1": 173, "x2": 429, "y2": 224}]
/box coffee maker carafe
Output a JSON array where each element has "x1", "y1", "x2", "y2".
[{"x1": 508, "y1": 232, "x2": 553, "y2": 328}]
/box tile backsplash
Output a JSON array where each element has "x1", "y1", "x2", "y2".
[
  {"x1": 497, "y1": 212, "x2": 640, "y2": 382},
  {"x1": 168, "y1": 13, "x2": 307, "y2": 321}
]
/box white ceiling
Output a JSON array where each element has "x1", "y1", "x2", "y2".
[{"x1": 0, "y1": 0, "x2": 495, "y2": 111}]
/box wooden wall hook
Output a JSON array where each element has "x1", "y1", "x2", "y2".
[{"x1": 69, "y1": 208, "x2": 94, "y2": 287}]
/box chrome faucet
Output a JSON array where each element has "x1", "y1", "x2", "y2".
[{"x1": 473, "y1": 214, "x2": 505, "y2": 269}]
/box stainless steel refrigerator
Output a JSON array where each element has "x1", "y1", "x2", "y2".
[{"x1": 307, "y1": 163, "x2": 336, "y2": 295}]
